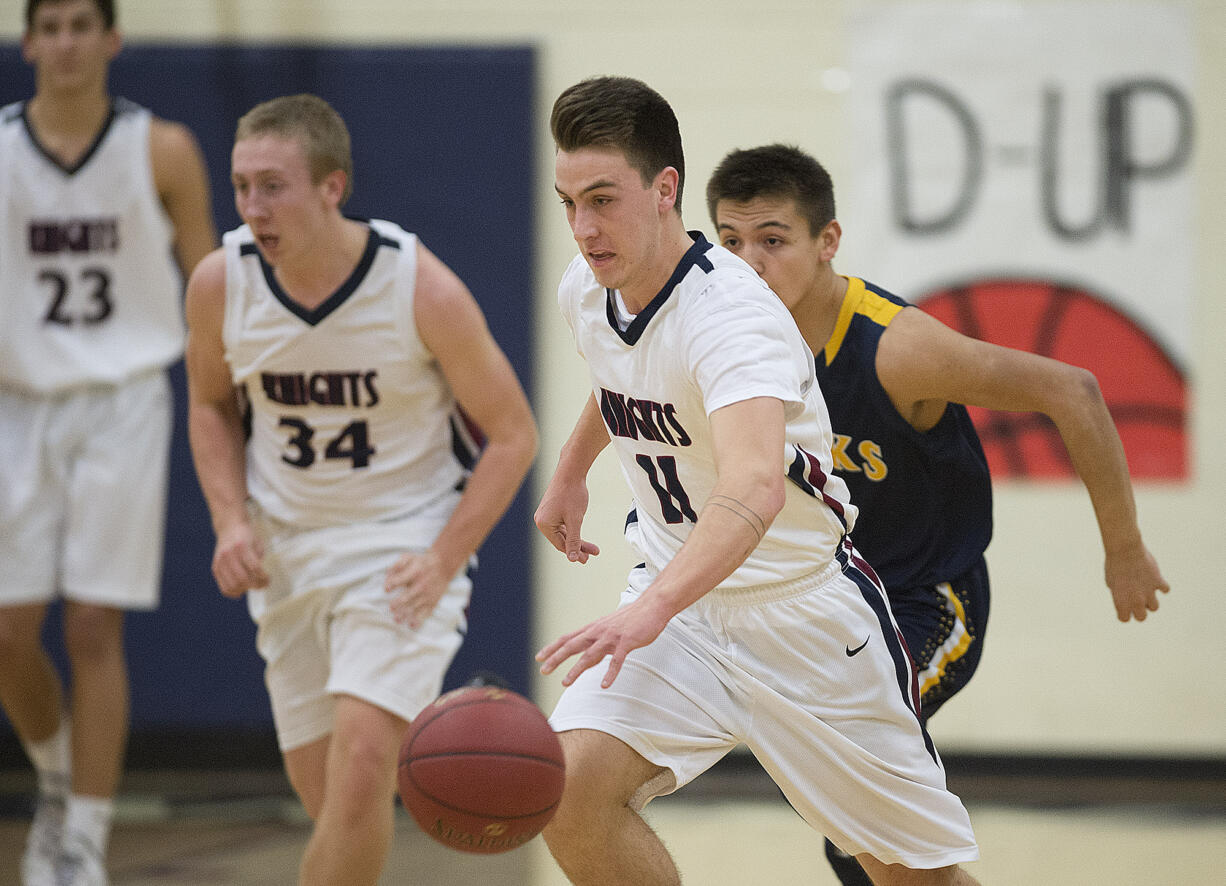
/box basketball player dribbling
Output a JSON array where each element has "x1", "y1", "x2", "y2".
[
  {"x1": 183, "y1": 94, "x2": 536, "y2": 885},
  {"x1": 706, "y1": 143, "x2": 1171, "y2": 886},
  {"x1": 535, "y1": 76, "x2": 984, "y2": 886}
]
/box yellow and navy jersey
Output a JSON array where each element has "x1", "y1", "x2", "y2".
[{"x1": 818, "y1": 277, "x2": 992, "y2": 590}]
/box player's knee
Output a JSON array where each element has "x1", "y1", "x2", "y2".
[
  {"x1": 542, "y1": 760, "x2": 612, "y2": 850},
  {"x1": 337, "y1": 740, "x2": 395, "y2": 793},
  {"x1": 557, "y1": 729, "x2": 661, "y2": 804},
  {"x1": 327, "y1": 730, "x2": 400, "y2": 810},
  {"x1": 547, "y1": 728, "x2": 666, "y2": 853},
  {"x1": 62, "y1": 604, "x2": 123, "y2": 663}
]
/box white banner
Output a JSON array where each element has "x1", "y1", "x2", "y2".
[{"x1": 845, "y1": 2, "x2": 1194, "y2": 479}]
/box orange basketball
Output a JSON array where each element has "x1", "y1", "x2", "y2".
[
  {"x1": 918, "y1": 278, "x2": 1186, "y2": 480},
  {"x1": 397, "y1": 686, "x2": 565, "y2": 854}
]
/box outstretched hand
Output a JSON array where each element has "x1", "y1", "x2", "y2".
[
  {"x1": 537, "y1": 596, "x2": 672, "y2": 689},
  {"x1": 1105, "y1": 542, "x2": 1170, "y2": 622}
]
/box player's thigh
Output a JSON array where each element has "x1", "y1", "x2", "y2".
[
  {"x1": 327, "y1": 568, "x2": 469, "y2": 725},
  {"x1": 728, "y1": 571, "x2": 976, "y2": 868},
  {"x1": 890, "y1": 561, "x2": 990, "y2": 718},
  {"x1": 63, "y1": 374, "x2": 172, "y2": 608},
  {"x1": 0, "y1": 602, "x2": 51, "y2": 659},
  {"x1": 554, "y1": 728, "x2": 669, "y2": 812},
  {"x1": 0, "y1": 390, "x2": 63, "y2": 604},
  {"x1": 327, "y1": 694, "x2": 407, "y2": 786},
  {"x1": 255, "y1": 587, "x2": 335, "y2": 754},
  {"x1": 548, "y1": 601, "x2": 740, "y2": 805}
]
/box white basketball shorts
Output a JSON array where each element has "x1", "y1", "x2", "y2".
[
  {"x1": 548, "y1": 547, "x2": 979, "y2": 869},
  {"x1": 247, "y1": 501, "x2": 471, "y2": 751},
  {"x1": 0, "y1": 372, "x2": 172, "y2": 609}
]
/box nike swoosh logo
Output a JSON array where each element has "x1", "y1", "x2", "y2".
[{"x1": 845, "y1": 637, "x2": 870, "y2": 657}]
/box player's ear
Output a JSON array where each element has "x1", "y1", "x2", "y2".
[
  {"x1": 817, "y1": 219, "x2": 842, "y2": 262},
  {"x1": 655, "y1": 167, "x2": 680, "y2": 214},
  {"x1": 320, "y1": 168, "x2": 348, "y2": 207},
  {"x1": 104, "y1": 26, "x2": 122, "y2": 61}
]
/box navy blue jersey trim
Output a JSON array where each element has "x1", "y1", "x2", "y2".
[
  {"x1": 241, "y1": 226, "x2": 397, "y2": 326},
  {"x1": 836, "y1": 539, "x2": 939, "y2": 765},
  {"x1": 606, "y1": 231, "x2": 715, "y2": 346},
  {"x1": 21, "y1": 99, "x2": 119, "y2": 176}
]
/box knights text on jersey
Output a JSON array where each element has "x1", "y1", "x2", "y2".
[
  {"x1": 817, "y1": 277, "x2": 992, "y2": 589},
  {"x1": 0, "y1": 99, "x2": 182, "y2": 393},
  {"x1": 558, "y1": 233, "x2": 856, "y2": 587},
  {"x1": 221, "y1": 220, "x2": 476, "y2": 529}
]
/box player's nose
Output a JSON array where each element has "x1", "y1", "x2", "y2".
[
  {"x1": 739, "y1": 246, "x2": 766, "y2": 275},
  {"x1": 571, "y1": 205, "x2": 599, "y2": 240}
]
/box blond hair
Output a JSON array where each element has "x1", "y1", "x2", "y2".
[{"x1": 235, "y1": 94, "x2": 354, "y2": 204}]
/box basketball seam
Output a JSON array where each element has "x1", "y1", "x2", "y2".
[{"x1": 401, "y1": 751, "x2": 564, "y2": 765}]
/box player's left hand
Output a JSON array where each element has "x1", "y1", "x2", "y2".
[
  {"x1": 1104, "y1": 542, "x2": 1170, "y2": 622},
  {"x1": 536, "y1": 596, "x2": 672, "y2": 689},
  {"x1": 386, "y1": 550, "x2": 449, "y2": 629}
]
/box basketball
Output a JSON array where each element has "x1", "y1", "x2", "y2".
[{"x1": 397, "y1": 685, "x2": 566, "y2": 854}]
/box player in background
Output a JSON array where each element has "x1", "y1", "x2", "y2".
[
  {"x1": 535, "y1": 76, "x2": 983, "y2": 886},
  {"x1": 184, "y1": 93, "x2": 536, "y2": 886},
  {"x1": 0, "y1": 1, "x2": 217, "y2": 884},
  {"x1": 706, "y1": 143, "x2": 1170, "y2": 886}
]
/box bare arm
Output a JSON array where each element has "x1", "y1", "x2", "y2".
[
  {"x1": 150, "y1": 118, "x2": 218, "y2": 279},
  {"x1": 878, "y1": 307, "x2": 1169, "y2": 621},
  {"x1": 183, "y1": 249, "x2": 267, "y2": 598},
  {"x1": 534, "y1": 393, "x2": 609, "y2": 563},
  {"x1": 537, "y1": 396, "x2": 787, "y2": 688},
  {"x1": 386, "y1": 243, "x2": 538, "y2": 627}
]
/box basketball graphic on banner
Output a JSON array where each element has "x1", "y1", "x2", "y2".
[{"x1": 917, "y1": 278, "x2": 1186, "y2": 480}]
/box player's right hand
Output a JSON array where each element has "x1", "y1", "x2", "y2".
[
  {"x1": 537, "y1": 593, "x2": 671, "y2": 689},
  {"x1": 211, "y1": 521, "x2": 269, "y2": 598},
  {"x1": 534, "y1": 475, "x2": 600, "y2": 563}
]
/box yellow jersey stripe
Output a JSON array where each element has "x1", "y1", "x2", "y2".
[{"x1": 823, "y1": 276, "x2": 904, "y2": 366}]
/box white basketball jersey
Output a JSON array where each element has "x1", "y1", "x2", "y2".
[
  {"x1": 0, "y1": 99, "x2": 182, "y2": 393},
  {"x1": 223, "y1": 220, "x2": 477, "y2": 529},
  {"x1": 559, "y1": 233, "x2": 857, "y2": 587}
]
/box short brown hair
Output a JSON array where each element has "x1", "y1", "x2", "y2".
[
  {"x1": 550, "y1": 76, "x2": 685, "y2": 211},
  {"x1": 706, "y1": 144, "x2": 836, "y2": 236},
  {"x1": 26, "y1": 0, "x2": 115, "y2": 30},
  {"x1": 235, "y1": 94, "x2": 354, "y2": 205}
]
